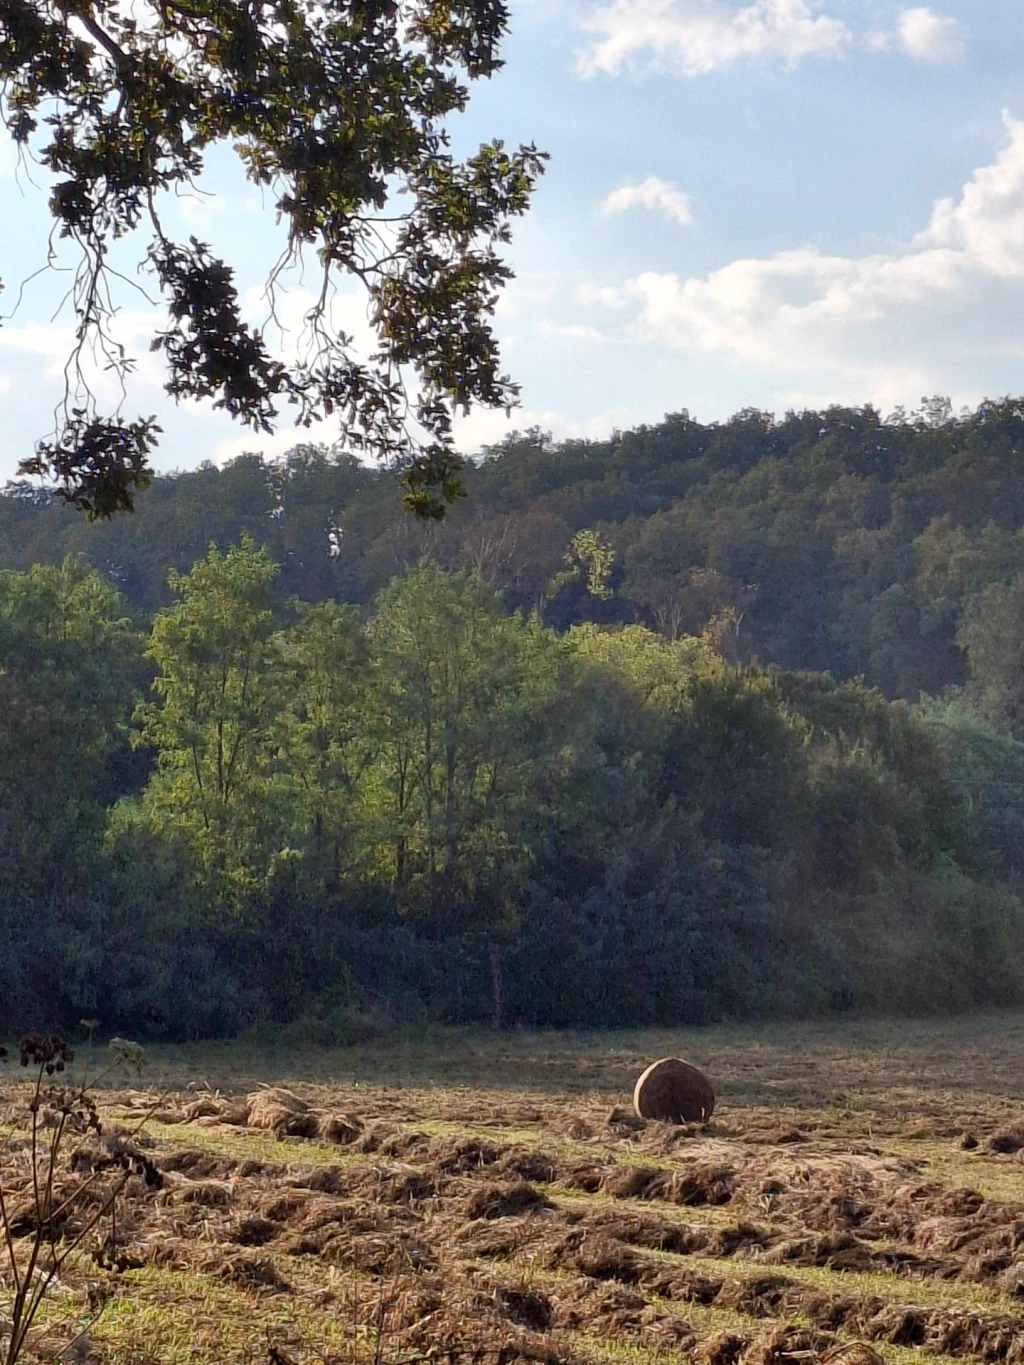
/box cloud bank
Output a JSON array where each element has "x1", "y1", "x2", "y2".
[
  {"x1": 577, "y1": 0, "x2": 966, "y2": 78},
  {"x1": 577, "y1": 114, "x2": 1024, "y2": 406}
]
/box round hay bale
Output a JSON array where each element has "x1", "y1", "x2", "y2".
[
  {"x1": 632, "y1": 1057, "x2": 715, "y2": 1124},
  {"x1": 246, "y1": 1087, "x2": 309, "y2": 1132}
]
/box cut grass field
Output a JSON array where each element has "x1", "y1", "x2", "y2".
[{"x1": 8, "y1": 1012, "x2": 1024, "y2": 1365}]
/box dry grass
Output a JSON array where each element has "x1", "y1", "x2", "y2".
[
  {"x1": 120, "y1": 1011, "x2": 1024, "y2": 1106},
  {"x1": 7, "y1": 1015, "x2": 1024, "y2": 1365}
]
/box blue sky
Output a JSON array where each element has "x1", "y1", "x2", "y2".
[{"x1": 2, "y1": 0, "x2": 1023, "y2": 479}]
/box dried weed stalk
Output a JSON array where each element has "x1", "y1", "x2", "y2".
[{"x1": 0, "y1": 1031, "x2": 157, "y2": 1365}]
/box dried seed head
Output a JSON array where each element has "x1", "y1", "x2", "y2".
[{"x1": 18, "y1": 1033, "x2": 75, "y2": 1069}]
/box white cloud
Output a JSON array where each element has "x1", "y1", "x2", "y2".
[
  {"x1": 575, "y1": 0, "x2": 968, "y2": 79},
  {"x1": 0, "y1": 309, "x2": 165, "y2": 395},
  {"x1": 454, "y1": 405, "x2": 563, "y2": 451},
  {"x1": 576, "y1": 0, "x2": 851, "y2": 79},
  {"x1": 601, "y1": 176, "x2": 694, "y2": 227},
  {"x1": 0, "y1": 273, "x2": 379, "y2": 471},
  {"x1": 575, "y1": 114, "x2": 1024, "y2": 407},
  {"x1": 0, "y1": 320, "x2": 73, "y2": 364},
  {"x1": 240, "y1": 280, "x2": 377, "y2": 370},
  {"x1": 898, "y1": 7, "x2": 967, "y2": 64},
  {"x1": 577, "y1": 281, "x2": 632, "y2": 309},
  {"x1": 914, "y1": 116, "x2": 1024, "y2": 274},
  {"x1": 454, "y1": 403, "x2": 636, "y2": 452}
]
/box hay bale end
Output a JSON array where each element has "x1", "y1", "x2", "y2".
[{"x1": 632, "y1": 1057, "x2": 715, "y2": 1124}]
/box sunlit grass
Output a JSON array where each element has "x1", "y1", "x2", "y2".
[
  {"x1": 92, "y1": 1267, "x2": 369, "y2": 1365},
  {"x1": 644, "y1": 1250, "x2": 1017, "y2": 1313},
  {"x1": 43, "y1": 1009, "x2": 1024, "y2": 1122},
  {"x1": 139, "y1": 1119, "x2": 352, "y2": 1167},
  {"x1": 8, "y1": 1016, "x2": 1024, "y2": 1365}
]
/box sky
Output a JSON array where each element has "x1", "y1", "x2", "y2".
[{"x1": 2, "y1": 0, "x2": 1024, "y2": 480}]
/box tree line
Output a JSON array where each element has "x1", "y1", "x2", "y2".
[
  {"x1": 2, "y1": 534, "x2": 1023, "y2": 1039},
  {"x1": 7, "y1": 398, "x2": 1024, "y2": 725}
]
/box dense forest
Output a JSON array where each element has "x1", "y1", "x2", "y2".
[{"x1": 6, "y1": 398, "x2": 1024, "y2": 1038}]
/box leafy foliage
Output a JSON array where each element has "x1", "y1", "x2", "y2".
[
  {"x1": 11, "y1": 397, "x2": 1024, "y2": 690},
  {"x1": 1, "y1": 540, "x2": 1021, "y2": 1036},
  {"x1": 0, "y1": 557, "x2": 142, "y2": 1028},
  {"x1": 133, "y1": 535, "x2": 286, "y2": 906},
  {"x1": 7, "y1": 399, "x2": 1024, "y2": 1032},
  {"x1": 0, "y1": 0, "x2": 545, "y2": 516},
  {"x1": 366, "y1": 565, "x2": 572, "y2": 940}
]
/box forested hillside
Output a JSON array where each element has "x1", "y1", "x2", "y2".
[
  {"x1": 5, "y1": 399, "x2": 1024, "y2": 1038},
  {"x1": 8, "y1": 396, "x2": 1024, "y2": 714}
]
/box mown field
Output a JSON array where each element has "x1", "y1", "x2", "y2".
[{"x1": 8, "y1": 1015, "x2": 1024, "y2": 1365}]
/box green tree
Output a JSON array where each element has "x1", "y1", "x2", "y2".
[
  {"x1": 620, "y1": 509, "x2": 703, "y2": 640},
  {"x1": 276, "y1": 599, "x2": 370, "y2": 890},
  {"x1": 549, "y1": 527, "x2": 617, "y2": 602},
  {"x1": 365, "y1": 563, "x2": 573, "y2": 1016},
  {"x1": 0, "y1": 556, "x2": 140, "y2": 888},
  {"x1": 571, "y1": 623, "x2": 808, "y2": 849},
  {"x1": 918, "y1": 696, "x2": 1024, "y2": 884},
  {"x1": 569, "y1": 621, "x2": 713, "y2": 711},
  {"x1": 4, "y1": 1, "x2": 546, "y2": 518},
  {"x1": 958, "y1": 573, "x2": 1024, "y2": 737},
  {"x1": 134, "y1": 535, "x2": 286, "y2": 906},
  {"x1": 0, "y1": 557, "x2": 142, "y2": 1025}
]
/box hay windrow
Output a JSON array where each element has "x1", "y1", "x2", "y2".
[{"x1": 12, "y1": 1040, "x2": 1024, "y2": 1365}]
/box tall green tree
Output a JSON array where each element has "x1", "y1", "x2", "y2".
[
  {"x1": 918, "y1": 697, "x2": 1024, "y2": 884},
  {"x1": 0, "y1": 556, "x2": 140, "y2": 888},
  {"x1": 0, "y1": 557, "x2": 142, "y2": 1025},
  {"x1": 134, "y1": 535, "x2": 286, "y2": 906},
  {"x1": 365, "y1": 564, "x2": 573, "y2": 1015},
  {"x1": 276, "y1": 600, "x2": 370, "y2": 891}
]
